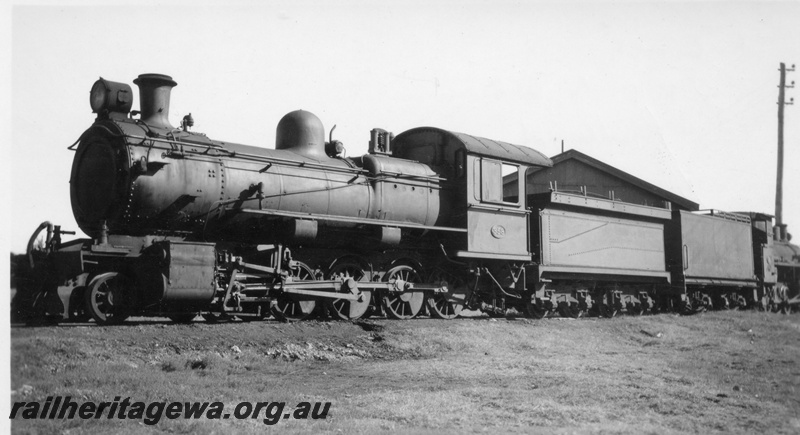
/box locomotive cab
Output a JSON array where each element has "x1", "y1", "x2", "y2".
[{"x1": 391, "y1": 128, "x2": 552, "y2": 260}]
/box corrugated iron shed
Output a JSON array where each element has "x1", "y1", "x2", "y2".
[{"x1": 504, "y1": 149, "x2": 699, "y2": 211}]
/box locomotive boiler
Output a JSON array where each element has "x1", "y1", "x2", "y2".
[{"x1": 75, "y1": 75, "x2": 446, "y2": 243}]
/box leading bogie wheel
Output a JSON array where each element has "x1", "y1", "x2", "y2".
[
  {"x1": 67, "y1": 287, "x2": 91, "y2": 322},
  {"x1": 383, "y1": 264, "x2": 425, "y2": 320},
  {"x1": 271, "y1": 261, "x2": 318, "y2": 322},
  {"x1": 238, "y1": 304, "x2": 272, "y2": 322},
  {"x1": 326, "y1": 261, "x2": 372, "y2": 321},
  {"x1": 85, "y1": 272, "x2": 130, "y2": 325}
]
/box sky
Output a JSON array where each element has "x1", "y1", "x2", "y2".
[
  {"x1": 1, "y1": 0, "x2": 799, "y2": 425},
  {"x1": 3, "y1": 1, "x2": 800, "y2": 253}
]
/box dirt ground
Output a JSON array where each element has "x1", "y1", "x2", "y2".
[{"x1": 9, "y1": 311, "x2": 800, "y2": 434}]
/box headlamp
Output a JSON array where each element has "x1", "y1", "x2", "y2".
[{"x1": 89, "y1": 77, "x2": 133, "y2": 115}]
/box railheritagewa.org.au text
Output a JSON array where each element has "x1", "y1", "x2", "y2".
[{"x1": 10, "y1": 396, "x2": 331, "y2": 426}]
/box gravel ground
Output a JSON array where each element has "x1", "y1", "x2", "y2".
[{"x1": 9, "y1": 311, "x2": 800, "y2": 434}]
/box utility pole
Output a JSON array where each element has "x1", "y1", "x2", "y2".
[{"x1": 776, "y1": 62, "x2": 794, "y2": 240}]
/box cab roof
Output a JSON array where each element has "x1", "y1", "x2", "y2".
[{"x1": 395, "y1": 127, "x2": 552, "y2": 167}]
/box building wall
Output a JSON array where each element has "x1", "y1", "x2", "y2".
[{"x1": 525, "y1": 160, "x2": 675, "y2": 209}]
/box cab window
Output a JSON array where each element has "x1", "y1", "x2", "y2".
[{"x1": 479, "y1": 158, "x2": 519, "y2": 205}]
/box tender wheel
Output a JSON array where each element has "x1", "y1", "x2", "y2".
[
  {"x1": 485, "y1": 309, "x2": 506, "y2": 318},
  {"x1": 734, "y1": 295, "x2": 748, "y2": 310},
  {"x1": 326, "y1": 261, "x2": 372, "y2": 321},
  {"x1": 383, "y1": 264, "x2": 424, "y2": 320},
  {"x1": 168, "y1": 313, "x2": 197, "y2": 323},
  {"x1": 758, "y1": 295, "x2": 770, "y2": 311},
  {"x1": 680, "y1": 297, "x2": 696, "y2": 315},
  {"x1": 599, "y1": 303, "x2": 618, "y2": 318},
  {"x1": 716, "y1": 294, "x2": 732, "y2": 310},
  {"x1": 272, "y1": 261, "x2": 318, "y2": 322},
  {"x1": 558, "y1": 302, "x2": 583, "y2": 318},
  {"x1": 596, "y1": 292, "x2": 621, "y2": 318},
  {"x1": 699, "y1": 294, "x2": 713, "y2": 312},
  {"x1": 524, "y1": 299, "x2": 547, "y2": 319},
  {"x1": 426, "y1": 270, "x2": 470, "y2": 320},
  {"x1": 774, "y1": 285, "x2": 791, "y2": 314},
  {"x1": 627, "y1": 302, "x2": 644, "y2": 316},
  {"x1": 85, "y1": 272, "x2": 130, "y2": 325}
]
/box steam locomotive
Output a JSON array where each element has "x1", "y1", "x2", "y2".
[{"x1": 12, "y1": 73, "x2": 799, "y2": 325}]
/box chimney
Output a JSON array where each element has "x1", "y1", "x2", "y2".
[
  {"x1": 778, "y1": 224, "x2": 788, "y2": 242},
  {"x1": 133, "y1": 73, "x2": 177, "y2": 129}
]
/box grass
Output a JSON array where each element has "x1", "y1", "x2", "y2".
[{"x1": 9, "y1": 312, "x2": 800, "y2": 434}]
